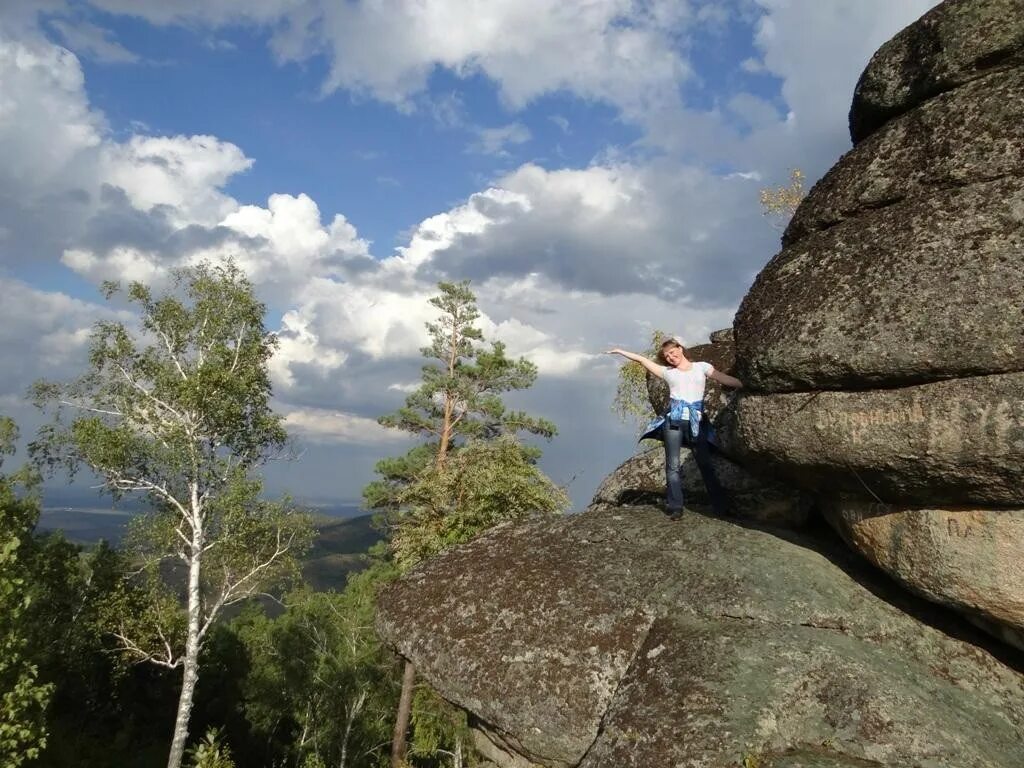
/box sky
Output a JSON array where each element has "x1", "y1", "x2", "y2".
[{"x1": 0, "y1": 0, "x2": 940, "y2": 511}]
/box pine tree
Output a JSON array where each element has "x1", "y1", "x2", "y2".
[{"x1": 365, "y1": 281, "x2": 566, "y2": 766}]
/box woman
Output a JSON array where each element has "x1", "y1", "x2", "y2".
[{"x1": 607, "y1": 337, "x2": 743, "y2": 520}]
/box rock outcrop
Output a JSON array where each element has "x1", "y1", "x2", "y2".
[
  {"x1": 592, "y1": 446, "x2": 808, "y2": 527},
  {"x1": 736, "y1": 179, "x2": 1024, "y2": 391},
  {"x1": 377, "y1": 506, "x2": 1024, "y2": 768},
  {"x1": 794, "y1": 67, "x2": 1024, "y2": 244},
  {"x1": 821, "y1": 499, "x2": 1024, "y2": 647},
  {"x1": 737, "y1": 0, "x2": 1024, "y2": 390},
  {"x1": 727, "y1": 0, "x2": 1024, "y2": 645},
  {"x1": 849, "y1": 0, "x2": 1024, "y2": 144},
  {"x1": 375, "y1": 5, "x2": 1024, "y2": 766},
  {"x1": 719, "y1": 372, "x2": 1024, "y2": 507}
]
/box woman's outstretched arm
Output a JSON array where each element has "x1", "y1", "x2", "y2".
[
  {"x1": 606, "y1": 348, "x2": 666, "y2": 379},
  {"x1": 708, "y1": 368, "x2": 743, "y2": 389}
]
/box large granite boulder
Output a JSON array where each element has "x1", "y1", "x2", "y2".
[
  {"x1": 735, "y1": 178, "x2": 1024, "y2": 392},
  {"x1": 592, "y1": 446, "x2": 808, "y2": 527},
  {"x1": 792, "y1": 66, "x2": 1024, "y2": 245},
  {"x1": 850, "y1": 0, "x2": 1024, "y2": 144},
  {"x1": 725, "y1": 0, "x2": 1024, "y2": 649},
  {"x1": 737, "y1": 0, "x2": 1024, "y2": 393},
  {"x1": 720, "y1": 372, "x2": 1024, "y2": 507},
  {"x1": 376, "y1": 506, "x2": 1024, "y2": 768},
  {"x1": 822, "y1": 498, "x2": 1024, "y2": 650}
]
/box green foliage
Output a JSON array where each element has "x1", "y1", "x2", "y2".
[
  {"x1": 230, "y1": 563, "x2": 401, "y2": 768},
  {"x1": 611, "y1": 330, "x2": 668, "y2": 426},
  {"x1": 0, "y1": 418, "x2": 16, "y2": 456},
  {"x1": 408, "y1": 686, "x2": 471, "y2": 765},
  {"x1": 368, "y1": 280, "x2": 560, "y2": 523},
  {"x1": 0, "y1": 440, "x2": 183, "y2": 767},
  {"x1": 30, "y1": 262, "x2": 313, "y2": 768},
  {"x1": 372, "y1": 280, "x2": 568, "y2": 569},
  {"x1": 96, "y1": 557, "x2": 190, "y2": 670},
  {"x1": 375, "y1": 280, "x2": 556, "y2": 452},
  {"x1": 0, "y1": 417, "x2": 53, "y2": 767},
  {"x1": 22, "y1": 534, "x2": 178, "y2": 768},
  {"x1": 362, "y1": 443, "x2": 437, "y2": 516},
  {"x1": 392, "y1": 436, "x2": 569, "y2": 570},
  {"x1": 367, "y1": 281, "x2": 566, "y2": 767},
  {"x1": 31, "y1": 260, "x2": 287, "y2": 493},
  {"x1": 186, "y1": 728, "x2": 236, "y2": 768}
]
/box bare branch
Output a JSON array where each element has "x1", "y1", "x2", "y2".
[
  {"x1": 173, "y1": 524, "x2": 192, "y2": 551},
  {"x1": 196, "y1": 309, "x2": 211, "y2": 368},
  {"x1": 99, "y1": 468, "x2": 190, "y2": 520},
  {"x1": 58, "y1": 399, "x2": 123, "y2": 418},
  {"x1": 197, "y1": 526, "x2": 296, "y2": 641},
  {"x1": 230, "y1": 322, "x2": 247, "y2": 374},
  {"x1": 111, "y1": 626, "x2": 180, "y2": 670},
  {"x1": 150, "y1": 315, "x2": 189, "y2": 381},
  {"x1": 155, "y1": 623, "x2": 176, "y2": 667}
]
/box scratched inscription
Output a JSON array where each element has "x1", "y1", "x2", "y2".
[
  {"x1": 946, "y1": 517, "x2": 975, "y2": 539},
  {"x1": 814, "y1": 400, "x2": 927, "y2": 441}
]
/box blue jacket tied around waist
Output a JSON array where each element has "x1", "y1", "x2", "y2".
[{"x1": 640, "y1": 398, "x2": 709, "y2": 442}]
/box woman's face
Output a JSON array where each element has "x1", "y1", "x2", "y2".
[{"x1": 663, "y1": 344, "x2": 684, "y2": 366}]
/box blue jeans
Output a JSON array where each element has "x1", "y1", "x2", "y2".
[{"x1": 663, "y1": 417, "x2": 728, "y2": 514}]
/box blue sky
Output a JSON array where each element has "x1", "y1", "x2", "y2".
[
  {"x1": 59, "y1": 7, "x2": 652, "y2": 258},
  {"x1": 0, "y1": 0, "x2": 939, "y2": 509}
]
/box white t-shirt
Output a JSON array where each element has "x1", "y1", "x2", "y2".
[{"x1": 663, "y1": 362, "x2": 713, "y2": 402}]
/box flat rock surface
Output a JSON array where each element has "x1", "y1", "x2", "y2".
[
  {"x1": 734, "y1": 177, "x2": 1024, "y2": 392},
  {"x1": 790, "y1": 66, "x2": 1024, "y2": 244},
  {"x1": 718, "y1": 373, "x2": 1024, "y2": 507},
  {"x1": 376, "y1": 506, "x2": 1024, "y2": 768},
  {"x1": 582, "y1": 615, "x2": 1018, "y2": 768},
  {"x1": 850, "y1": 0, "x2": 1024, "y2": 143}
]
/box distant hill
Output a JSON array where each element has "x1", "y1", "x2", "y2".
[
  {"x1": 38, "y1": 506, "x2": 383, "y2": 591},
  {"x1": 38, "y1": 507, "x2": 133, "y2": 545},
  {"x1": 304, "y1": 514, "x2": 383, "y2": 590}
]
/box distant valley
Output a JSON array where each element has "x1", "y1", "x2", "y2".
[{"x1": 39, "y1": 502, "x2": 381, "y2": 591}]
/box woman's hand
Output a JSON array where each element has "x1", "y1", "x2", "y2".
[{"x1": 605, "y1": 348, "x2": 666, "y2": 378}]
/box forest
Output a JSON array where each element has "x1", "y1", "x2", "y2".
[{"x1": 1, "y1": 262, "x2": 568, "y2": 768}]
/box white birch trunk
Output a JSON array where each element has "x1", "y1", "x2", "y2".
[
  {"x1": 166, "y1": 497, "x2": 204, "y2": 768},
  {"x1": 339, "y1": 688, "x2": 367, "y2": 768}
]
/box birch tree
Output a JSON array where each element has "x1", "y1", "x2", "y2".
[
  {"x1": 611, "y1": 329, "x2": 669, "y2": 428},
  {"x1": 365, "y1": 280, "x2": 564, "y2": 767},
  {"x1": 31, "y1": 262, "x2": 312, "y2": 768},
  {"x1": 235, "y1": 568, "x2": 399, "y2": 768}
]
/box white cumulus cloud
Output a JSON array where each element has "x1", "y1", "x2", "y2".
[{"x1": 281, "y1": 406, "x2": 408, "y2": 446}]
